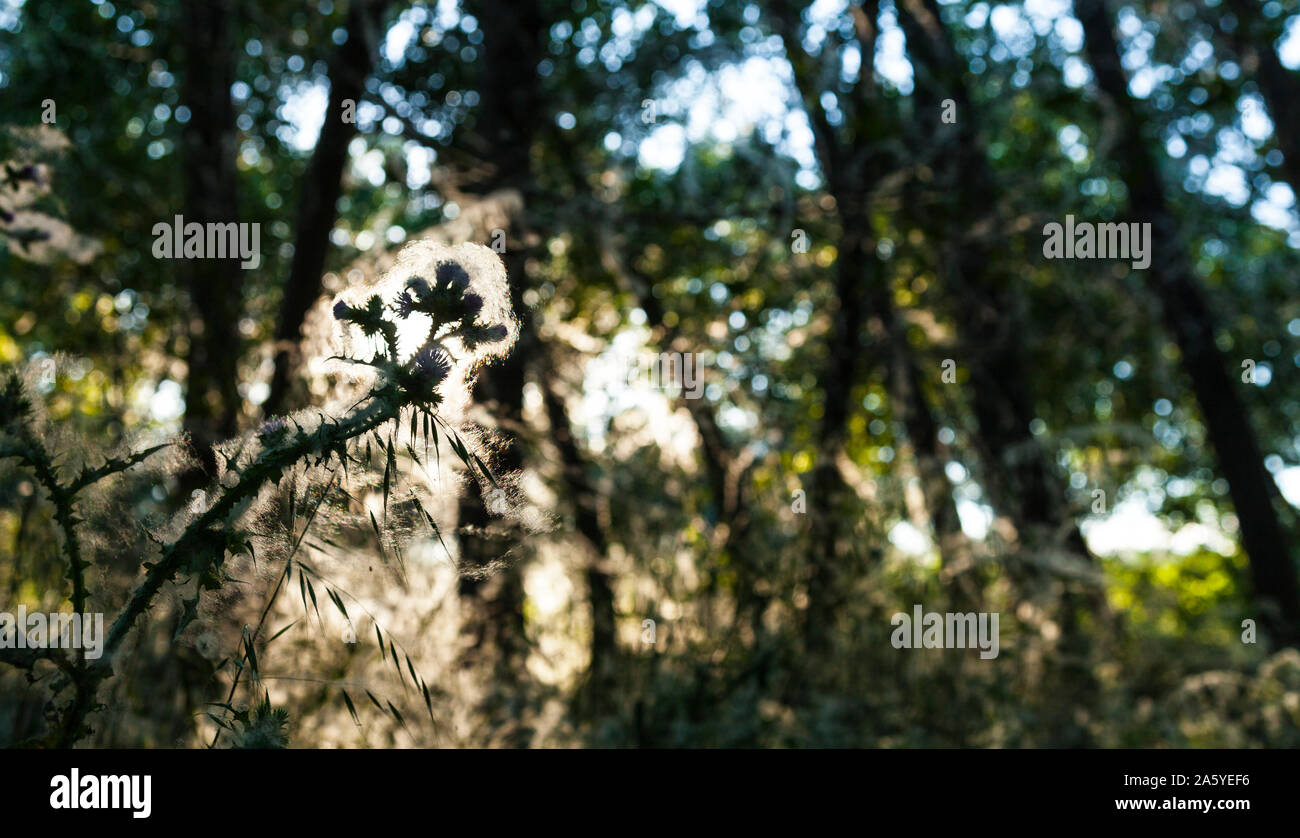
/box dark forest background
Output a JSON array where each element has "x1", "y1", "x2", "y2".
[{"x1": 3, "y1": 0, "x2": 1300, "y2": 747}]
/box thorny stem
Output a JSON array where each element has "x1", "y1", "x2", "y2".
[
  {"x1": 12, "y1": 426, "x2": 89, "y2": 616},
  {"x1": 0, "y1": 432, "x2": 169, "y2": 626},
  {"x1": 56, "y1": 396, "x2": 400, "y2": 745},
  {"x1": 3, "y1": 255, "x2": 498, "y2": 745},
  {"x1": 1, "y1": 425, "x2": 174, "y2": 745}
]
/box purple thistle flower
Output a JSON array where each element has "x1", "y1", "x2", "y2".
[
  {"x1": 412, "y1": 346, "x2": 451, "y2": 388},
  {"x1": 257, "y1": 417, "x2": 288, "y2": 437},
  {"x1": 436, "y1": 261, "x2": 470, "y2": 291},
  {"x1": 394, "y1": 291, "x2": 417, "y2": 319}
]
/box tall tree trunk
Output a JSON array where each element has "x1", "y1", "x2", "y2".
[
  {"x1": 1078, "y1": 0, "x2": 1300, "y2": 645},
  {"x1": 538, "y1": 360, "x2": 617, "y2": 714},
  {"x1": 264, "y1": 0, "x2": 391, "y2": 417},
  {"x1": 895, "y1": 0, "x2": 1090, "y2": 563},
  {"x1": 882, "y1": 302, "x2": 968, "y2": 571},
  {"x1": 452, "y1": 0, "x2": 547, "y2": 741},
  {"x1": 804, "y1": 202, "x2": 872, "y2": 653},
  {"x1": 769, "y1": 0, "x2": 966, "y2": 652},
  {"x1": 180, "y1": 0, "x2": 242, "y2": 476},
  {"x1": 896, "y1": 0, "x2": 1104, "y2": 743}
]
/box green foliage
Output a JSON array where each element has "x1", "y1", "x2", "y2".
[{"x1": 3, "y1": 0, "x2": 1300, "y2": 749}]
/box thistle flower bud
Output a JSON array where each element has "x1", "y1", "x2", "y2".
[
  {"x1": 257, "y1": 417, "x2": 288, "y2": 438},
  {"x1": 412, "y1": 345, "x2": 451, "y2": 388},
  {"x1": 436, "y1": 261, "x2": 470, "y2": 291},
  {"x1": 394, "y1": 290, "x2": 417, "y2": 319}
]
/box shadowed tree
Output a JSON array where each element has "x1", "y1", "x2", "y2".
[
  {"x1": 766, "y1": 0, "x2": 966, "y2": 651},
  {"x1": 1077, "y1": 0, "x2": 1300, "y2": 646},
  {"x1": 179, "y1": 0, "x2": 242, "y2": 477},
  {"x1": 264, "y1": 0, "x2": 393, "y2": 417},
  {"x1": 894, "y1": 0, "x2": 1091, "y2": 565},
  {"x1": 447, "y1": 0, "x2": 548, "y2": 742}
]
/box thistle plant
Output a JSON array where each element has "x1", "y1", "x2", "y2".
[{"x1": 0, "y1": 242, "x2": 517, "y2": 747}]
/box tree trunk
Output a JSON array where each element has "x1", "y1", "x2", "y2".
[
  {"x1": 895, "y1": 0, "x2": 1091, "y2": 563},
  {"x1": 539, "y1": 360, "x2": 617, "y2": 713},
  {"x1": 264, "y1": 0, "x2": 391, "y2": 417},
  {"x1": 180, "y1": 0, "x2": 242, "y2": 476},
  {"x1": 768, "y1": 1, "x2": 967, "y2": 652},
  {"x1": 452, "y1": 0, "x2": 547, "y2": 739},
  {"x1": 804, "y1": 202, "x2": 873, "y2": 653},
  {"x1": 1078, "y1": 0, "x2": 1300, "y2": 645}
]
